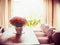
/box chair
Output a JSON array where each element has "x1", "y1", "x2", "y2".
[
  {"x1": 52, "y1": 32, "x2": 60, "y2": 45},
  {"x1": 41, "y1": 43, "x2": 55, "y2": 45},
  {"x1": 36, "y1": 27, "x2": 55, "y2": 44}
]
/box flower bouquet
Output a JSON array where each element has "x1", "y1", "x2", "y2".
[
  {"x1": 10, "y1": 16, "x2": 27, "y2": 27},
  {"x1": 9, "y1": 16, "x2": 27, "y2": 34}
]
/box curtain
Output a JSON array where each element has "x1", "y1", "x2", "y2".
[
  {"x1": 53, "y1": 1, "x2": 60, "y2": 30},
  {"x1": 46, "y1": 0, "x2": 60, "y2": 30},
  {"x1": 45, "y1": 0, "x2": 52, "y2": 26},
  {"x1": 0, "y1": 0, "x2": 5, "y2": 27},
  {"x1": 0, "y1": 0, "x2": 11, "y2": 29},
  {"x1": 12, "y1": 0, "x2": 47, "y2": 24}
]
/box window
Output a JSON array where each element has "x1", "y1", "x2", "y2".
[{"x1": 11, "y1": 0, "x2": 47, "y2": 30}]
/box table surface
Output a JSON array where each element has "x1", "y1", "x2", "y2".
[{"x1": 0, "y1": 27, "x2": 40, "y2": 45}]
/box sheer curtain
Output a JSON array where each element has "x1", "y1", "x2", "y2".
[
  {"x1": 11, "y1": 0, "x2": 47, "y2": 24},
  {"x1": 0, "y1": 0, "x2": 5, "y2": 28},
  {"x1": 45, "y1": 0, "x2": 52, "y2": 26},
  {"x1": 47, "y1": 0, "x2": 60, "y2": 30},
  {"x1": 11, "y1": 0, "x2": 47, "y2": 30},
  {"x1": 53, "y1": 1, "x2": 60, "y2": 30},
  {"x1": 0, "y1": 0, "x2": 11, "y2": 29}
]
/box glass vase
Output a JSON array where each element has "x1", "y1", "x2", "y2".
[{"x1": 15, "y1": 27, "x2": 22, "y2": 35}]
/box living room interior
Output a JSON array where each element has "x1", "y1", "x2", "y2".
[{"x1": 0, "y1": 0, "x2": 60, "y2": 45}]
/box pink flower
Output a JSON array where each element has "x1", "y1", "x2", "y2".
[{"x1": 10, "y1": 16, "x2": 27, "y2": 27}]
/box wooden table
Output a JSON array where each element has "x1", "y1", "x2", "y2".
[{"x1": 0, "y1": 27, "x2": 40, "y2": 45}]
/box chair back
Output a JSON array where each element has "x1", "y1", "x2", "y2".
[{"x1": 53, "y1": 32, "x2": 60, "y2": 45}]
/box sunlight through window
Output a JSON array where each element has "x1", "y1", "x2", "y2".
[{"x1": 11, "y1": 0, "x2": 46, "y2": 30}]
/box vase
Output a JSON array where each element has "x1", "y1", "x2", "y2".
[
  {"x1": 10, "y1": 27, "x2": 23, "y2": 43},
  {"x1": 15, "y1": 27, "x2": 22, "y2": 35},
  {"x1": 15, "y1": 27, "x2": 22, "y2": 42}
]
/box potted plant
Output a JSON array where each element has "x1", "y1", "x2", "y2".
[{"x1": 9, "y1": 16, "x2": 27, "y2": 35}]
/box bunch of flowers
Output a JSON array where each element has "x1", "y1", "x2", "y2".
[{"x1": 9, "y1": 16, "x2": 27, "y2": 27}]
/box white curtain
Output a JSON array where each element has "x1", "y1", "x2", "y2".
[
  {"x1": 45, "y1": 0, "x2": 52, "y2": 26},
  {"x1": 11, "y1": 0, "x2": 47, "y2": 24},
  {"x1": 54, "y1": 2, "x2": 60, "y2": 30},
  {"x1": 0, "y1": 0, "x2": 11, "y2": 29},
  {"x1": 0, "y1": 0, "x2": 5, "y2": 28}
]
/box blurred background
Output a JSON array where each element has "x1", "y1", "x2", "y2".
[{"x1": 0, "y1": 0, "x2": 60, "y2": 31}]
